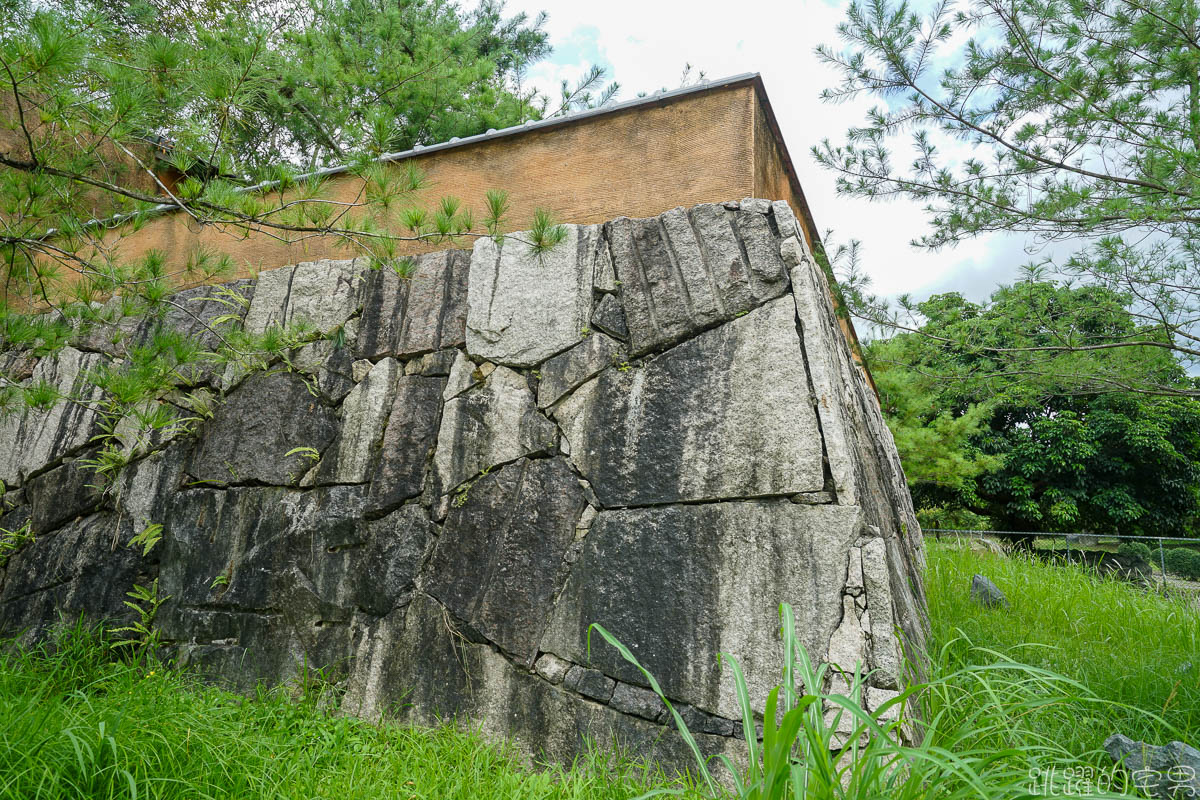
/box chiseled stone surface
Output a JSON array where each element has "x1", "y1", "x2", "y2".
[
  {"x1": 553, "y1": 298, "x2": 824, "y2": 506},
  {"x1": 356, "y1": 251, "x2": 470, "y2": 360},
  {"x1": 245, "y1": 258, "x2": 364, "y2": 335},
  {"x1": 608, "y1": 203, "x2": 790, "y2": 356},
  {"x1": 0, "y1": 199, "x2": 928, "y2": 777},
  {"x1": 466, "y1": 225, "x2": 594, "y2": 367},
  {"x1": 433, "y1": 366, "x2": 556, "y2": 493}
]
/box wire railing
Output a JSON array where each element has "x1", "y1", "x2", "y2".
[{"x1": 924, "y1": 528, "x2": 1200, "y2": 589}]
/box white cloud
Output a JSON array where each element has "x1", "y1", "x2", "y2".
[{"x1": 498, "y1": 0, "x2": 1029, "y2": 301}]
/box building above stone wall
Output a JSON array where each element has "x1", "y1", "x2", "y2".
[{"x1": 0, "y1": 199, "x2": 925, "y2": 774}]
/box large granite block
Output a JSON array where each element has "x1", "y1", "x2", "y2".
[
  {"x1": 466, "y1": 225, "x2": 595, "y2": 367},
  {"x1": 356, "y1": 250, "x2": 470, "y2": 359},
  {"x1": 244, "y1": 259, "x2": 364, "y2": 335},
  {"x1": 608, "y1": 203, "x2": 791, "y2": 355},
  {"x1": 539, "y1": 501, "x2": 864, "y2": 720},
  {"x1": 424, "y1": 458, "x2": 587, "y2": 663},
  {"x1": 186, "y1": 371, "x2": 339, "y2": 486},
  {"x1": 553, "y1": 297, "x2": 824, "y2": 506}
]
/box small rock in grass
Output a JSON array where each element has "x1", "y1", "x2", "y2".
[{"x1": 969, "y1": 574, "x2": 1009, "y2": 609}]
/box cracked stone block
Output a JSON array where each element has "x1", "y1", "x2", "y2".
[
  {"x1": 564, "y1": 665, "x2": 616, "y2": 702},
  {"x1": 540, "y1": 501, "x2": 864, "y2": 721},
  {"x1": 466, "y1": 225, "x2": 594, "y2": 367},
  {"x1": 534, "y1": 653, "x2": 572, "y2": 684},
  {"x1": 314, "y1": 358, "x2": 400, "y2": 484},
  {"x1": 425, "y1": 458, "x2": 586, "y2": 663},
  {"x1": 0, "y1": 346, "x2": 105, "y2": 488},
  {"x1": 341, "y1": 593, "x2": 742, "y2": 776},
  {"x1": 433, "y1": 365, "x2": 556, "y2": 494},
  {"x1": 245, "y1": 259, "x2": 364, "y2": 335},
  {"x1": 536, "y1": 332, "x2": 623, "y2": 409},
  {"x1": 553, "y1": 297, "x2": 823, "y2": 506},
  {"x1": 826, "y1": 595, "x2": 869, "y2": 676},
  {"x1": 443, "y1": 351, "x2": 490, "y2": 400},
  {"x1": 356, "y1": 250, "x2": 470, "y2": 360},
  {"x1": 187, "y1": 371, "x2": 339, "y2": 487}
]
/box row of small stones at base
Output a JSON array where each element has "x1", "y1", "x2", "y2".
[{"x1": 529, "y1": 652, "x2": 903, "y2": 737}]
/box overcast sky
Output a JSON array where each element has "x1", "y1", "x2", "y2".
[{"x1": 502, "y1": 0, "x2": 1031, "y2": 304}]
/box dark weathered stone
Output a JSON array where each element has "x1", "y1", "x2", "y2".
[
  {"x1": 356, "y1": 250, "x2": 470, "y2": 360},
  {"x1": 366, "y1": 375, "x2": 444, "y2": 514},
  {"x1": 553, "y1": 298, "x2": 823, "y2": 506},
  {"x1": 187, "y1": 372, "x2": 339, "y2": 486},
  {"x1": 564, "y1": 665, "x2": 616, "y2": 702},
  {"x1": 158, "y1": 484, "x2": 429, "y2": 687},
  {"x1": 25, "y1": 457, "x2": 103, "y2": 534},
  {"x1": 425, "y1": 458, "x2": 586, "y2": 663},
  {"x1": 536, "y1": 332, "x2": 623, "y2": 409},
  {"x1": 590, "y1": 293, "x2": 628, "y2": 341},
  {"x1": 540, "y1": 501, "x2": 863, "y2": 720},
  {"x1": 0, "y1": 350, "x2": 37, "y2": 383},
  {"x1": 0, "y1": 513, "x2": 146, "y2": 645},
  {"x1": 970, "y1": 574, "x2": 1009, "y2": 609},
  {"x1": 1105, "y1": 733, "x2": 1200, "y2": 800},
  {"x1": 342, "y1": 593, "x2": 742, "y2": 779},
  {"x1": 610, "y1": 681, "x2": 665, "y2": 721}
]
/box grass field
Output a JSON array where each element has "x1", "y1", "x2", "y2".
[{"x1": 0, "y1": 541, "x2": 1195, "y2": 799}]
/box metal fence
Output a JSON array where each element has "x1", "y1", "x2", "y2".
[{"x1": 924, "y1": 528, "x2": 1200, "y2": 588}]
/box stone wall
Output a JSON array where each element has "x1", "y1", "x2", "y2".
[{"x1": 0, "y1": 199, "x2": 926, "y2": 771}]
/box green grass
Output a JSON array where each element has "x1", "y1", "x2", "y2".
[
  {"x1": 2, "y1": 543, "x2": 1195, "y2": 799},
  {"x1": 0, "y1": 626, "x2": 698, "y2": 800},
  {"x1": 926, "y1": 539, "x2": 1200, "y2": 750}
]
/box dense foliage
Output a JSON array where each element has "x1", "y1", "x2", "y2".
[
  {"x1": 0, "y1": 0, "x2": 568, "y2": 312},
  {"x1": 870, "y1": 279, "x2": 1200, "y2": 536},
  {"x1": 818, "y1": 0, "x2": 1200, "y2": 394}
]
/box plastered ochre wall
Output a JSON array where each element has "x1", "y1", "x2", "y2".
[{"x1": 95, "y1": 84, "x2": 773, "y2": 285}]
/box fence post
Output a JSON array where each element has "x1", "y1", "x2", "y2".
[{"x1": 1159, "y1": 537, "x2": 1168, "y2": 591}]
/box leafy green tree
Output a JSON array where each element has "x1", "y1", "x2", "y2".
[
  {"x1": 870, "y1": 279, "x2": 1200, "y2": 537},
  {"x1": 0, "y1": 0, "x2": 568, "y2": 477},
  {"x1": 817, "y1": 0, "x2": 1200, "y2": 391}
]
